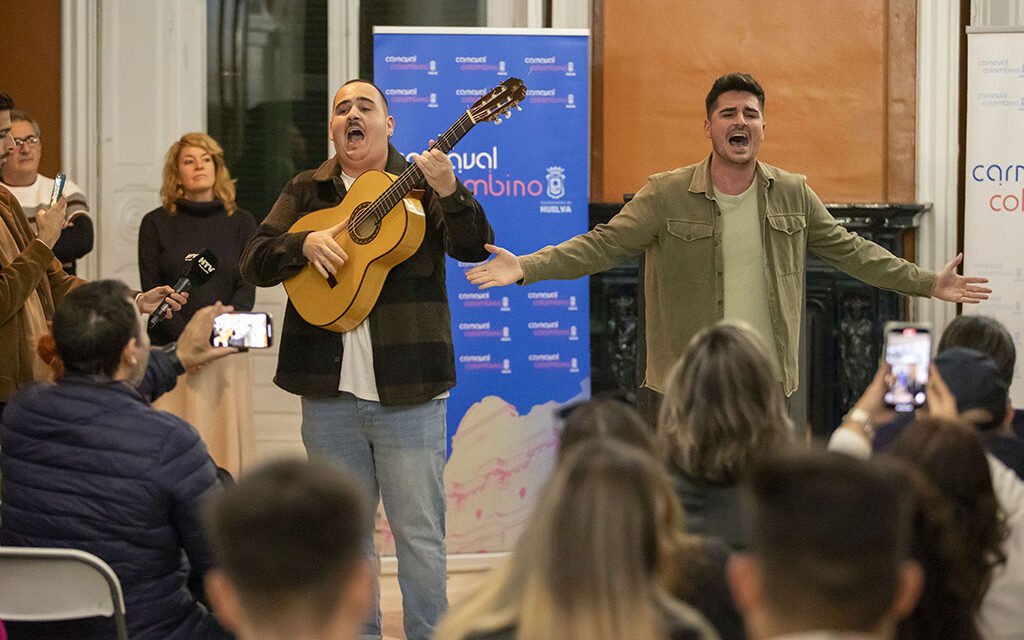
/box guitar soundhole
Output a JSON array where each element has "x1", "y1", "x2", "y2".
[{"x1": 349, "y1": 202, "x2": 381, "y2": 245}]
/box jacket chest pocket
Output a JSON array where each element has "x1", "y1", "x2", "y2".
[
  {"x1": 766, "y1": 213, "x2": 807, "y2": 276},
  {"x1": 664, "y1": 219, "x2": 715, "y2": 283}
]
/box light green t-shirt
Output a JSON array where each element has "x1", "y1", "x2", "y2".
[{"x1": 715, "y1": 183, "x2": 777, "y2": 368}]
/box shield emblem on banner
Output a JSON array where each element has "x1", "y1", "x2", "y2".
[{"x1": 546, "y1": 166, "x2": 565, "y2": 199}]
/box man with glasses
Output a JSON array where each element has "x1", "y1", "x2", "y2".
[{"x1": 2, "y1": 110, "x2": 94, "y2": 275}]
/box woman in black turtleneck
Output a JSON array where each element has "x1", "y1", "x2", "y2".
[{"x1": 138, "y1": 132, "x2": 257, "y2": 476}]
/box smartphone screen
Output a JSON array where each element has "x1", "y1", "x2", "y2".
[
  {"x1": 211, "y1": 312, "x2": 273, "y2": 348},
  {"x1": 50, "y1": 172, "x2": 66, "y2": 206},
  {"x1": 883, "y1": 325, "x2": 931, "y2": 412}
]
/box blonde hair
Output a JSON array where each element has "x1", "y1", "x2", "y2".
[
  {"x1": 160, "y1": 132, "x2": 237, "y2": 214},
  {"x1": 658, "y1": 321, "x2": 793, "y2": 484},
  {"x1": 435, "y1": 441, "x2": 717, "y2": 640}
]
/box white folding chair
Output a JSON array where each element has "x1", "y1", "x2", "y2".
[{"x1": 0, "y1": 546, "x2": 129, "y2": 640}]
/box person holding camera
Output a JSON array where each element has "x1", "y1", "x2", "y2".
[{"x1": 1, "y1": 282, "x2": 237, "y2": 640}]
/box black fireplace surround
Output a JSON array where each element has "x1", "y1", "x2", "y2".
[{"x1": 585, "y1": 201, "x2": 929, "y2": 436}]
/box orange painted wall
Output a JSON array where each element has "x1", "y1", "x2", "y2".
[
  {"x1": 598, "y1": 0, "x2": 910, "y2": 204},
  {"x1": 4, "y1": 0, "x2": 63, "y2": 178}
]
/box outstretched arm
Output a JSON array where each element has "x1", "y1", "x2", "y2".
[
  {"x1": 931, "y1": 253, "x2": 991, "y2": 304},
  {"x1": 466, "y1": 176, "x2": 665, "y2": 289},
  {"x1": 465, "y1": 244, "x2": 524, "y2": 288}
]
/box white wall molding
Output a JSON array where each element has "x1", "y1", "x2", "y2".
[
  {"x1": 915, "y1": 2, "x2": 961, "y2": 335},
  {"x1": 61, "y1": 0, "x2": 100, "y2": 280},
  {"x1": 95, "y1": 0, "x2": 207, "y2": 285}
]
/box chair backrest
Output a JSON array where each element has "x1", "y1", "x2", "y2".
[{"x1": 0, "y1": 546, "x2": 128, "y2": 640}]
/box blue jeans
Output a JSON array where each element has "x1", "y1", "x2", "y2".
[{"x1": 301, "y1": 394, "x2": 448, "y2": 640}]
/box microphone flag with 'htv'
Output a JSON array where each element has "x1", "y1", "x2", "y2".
[{"x1": 148, "y1": 249, "x2": 219, "y2": 328}]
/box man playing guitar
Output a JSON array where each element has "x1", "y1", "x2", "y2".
[{"x1": 240, "y1": 79, "x2": 493, "y2": 640}]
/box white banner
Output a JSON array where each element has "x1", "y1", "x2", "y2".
[{"x1": 964, "y1": 28, "x2": 1024, "y2": 405}]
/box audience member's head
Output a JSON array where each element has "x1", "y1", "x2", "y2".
[
  {"x1": 51, "y1": 280, "x2": 147, "y2": 383},
  {"x1": 938, "y1": 314, "x2": 1015, "y2": 387},
  {"x1": 1, "y1": 109, "x2": 42, "y2": 185},
  {"x1": 436, "y1": 440, "x2": 715, "y2": 640},
  {"x1": 728, "y1": 450, "x2": 921, "y2": 640},
  {"x1": 160, "y1": 131, "x2": 237, "y2": 213},
  {"x1": 558, "y1": 396, "x2": 654, "y2": 459},
  {"x1": 8, "y1": 110, "x2": 38, "y2": 135},
  {"x1": 889, "y1": 417, "x2": 1007, "y2": 611},
  {"x1": 658, "y1": 321, "x2": 792, "y2": 483},
  {"x1": 882, "y1": 459, "x2": 984, "y2": 640},
  {"x1": 934, "y1": 347, "x2": 1010, "y2": 431},
  {"x1": 203, "y1": 459, "x2": 371, "y2": 640}
]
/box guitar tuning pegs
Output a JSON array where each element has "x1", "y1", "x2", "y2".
[
  {"x1": 515, "y1": 105, "x2": 522, "y2": 111},
  {"x1": 494, "y1": 119, "x2": 501, "y2": 125}
]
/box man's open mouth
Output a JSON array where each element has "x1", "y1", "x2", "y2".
[
  {"x1": 728, "y1": 131, "x2": 749, "y2": 147},
  {"x1": 346, "y1": 126, "x2": 365, "y2": 143}
]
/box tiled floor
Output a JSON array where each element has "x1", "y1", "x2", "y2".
[{"x1": 380, "y1": 569, "x2": 490, "y2": 639}]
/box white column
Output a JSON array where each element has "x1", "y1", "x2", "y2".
[
  {"x1": 61, "y1": 0, "x2": 100, "y2": 280},
  {"x1": 915, "y1": 1, "x2": 961, "y2": 335},
  {"x1": 91, "y1": 0, "x2": 207, "y2": 285}
]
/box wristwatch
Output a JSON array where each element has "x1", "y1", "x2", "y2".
[
  {"x1": 843, "y1": 407, "x2": 875, "y2": 440},
  {"x1": 161, "y1": 343, "x2": 186, "y2": 376}
]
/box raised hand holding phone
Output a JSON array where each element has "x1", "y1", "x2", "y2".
[
  {"x1": 882, "y1": 322, "x2": 932, "y2": 413},
  {"x1": 31, "y1": 171, "x2": 69, "y2": 249},
  {"x1": 49, "y1": 172, "x2": 67, "y2": 206},
  {"x1": 210, "y1": 311, "x2": 273, "y2": 349},
  {"x1": 35, "y1": 197, "x2": 67, "y2": 249}
]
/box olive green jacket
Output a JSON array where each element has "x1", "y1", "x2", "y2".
[{"x1": 519, "y1": 156, "x2": 936, "y2": 395}]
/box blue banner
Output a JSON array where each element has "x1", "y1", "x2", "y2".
[{"x1": 375, "y1": 28, "x2": 590, "y2": 553}]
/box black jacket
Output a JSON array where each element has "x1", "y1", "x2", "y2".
[{"x1": 0, "y1": 351, "x2": 228, "y2": 640}]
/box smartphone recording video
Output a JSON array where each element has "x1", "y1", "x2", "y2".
[
  {"x1": 211, "y1": 312, "x2": 273, "y2": 349},
  {"x1": 883, "y1": 323, "x2": 931, "y2": 413}
]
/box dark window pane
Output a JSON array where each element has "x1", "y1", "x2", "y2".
[
  {"x1": 207, "y1": 0, "x2": 328, "y2": 221},
  {"x1": 359, "y1": 2, "x2": 486, "y2": 80}
]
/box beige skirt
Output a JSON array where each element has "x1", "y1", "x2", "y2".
[{"x1": 153, "y1": 353, "x2": 256, "y2": 478}]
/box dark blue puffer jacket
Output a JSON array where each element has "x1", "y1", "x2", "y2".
[{"x1": 0, "y1": 351, "x2": 229, "y2": 640}]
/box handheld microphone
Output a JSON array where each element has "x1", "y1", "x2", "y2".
[{"x1": 148, "y1": 249, "x2": 219, "y2": 328}]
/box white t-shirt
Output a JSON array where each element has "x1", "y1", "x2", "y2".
[
  {"x1": 335, "y1": 171, "x2": 448, "y2": 401},
  {"x1": 715, "y1": 183, "x2": 777, "y2": 370},
  {"x1": 3, "y1": 174, "x2": 90, "y2": 224}
]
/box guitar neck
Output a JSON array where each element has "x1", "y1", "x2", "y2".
[{"x1": 373, "y1": 111, "x2": 477, "y2": 215}]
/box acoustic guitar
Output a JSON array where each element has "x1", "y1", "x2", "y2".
[{"x1": 284, "y1": 78, "x2": 527, "y2": 333}]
